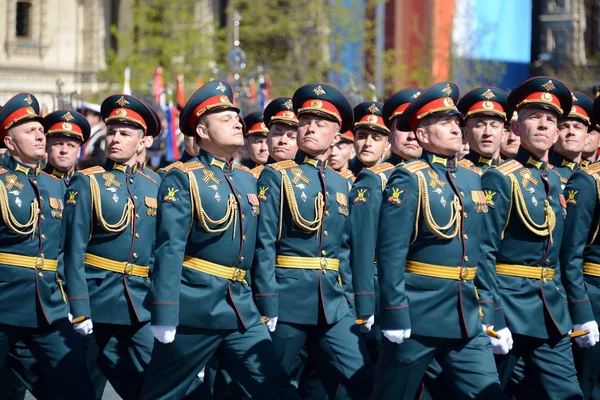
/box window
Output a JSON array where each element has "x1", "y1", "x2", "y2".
[{"x1": 16, "y1": 2, "x2": 32, "y2": 38}]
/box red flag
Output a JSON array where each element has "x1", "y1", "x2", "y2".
[{"x1": 176, "y1": 74, "x2": 185, "y2": 111}]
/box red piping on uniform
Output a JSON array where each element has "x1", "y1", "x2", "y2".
[{"x1": 539, "y1": 280, "x2": 562, "y2": 335}]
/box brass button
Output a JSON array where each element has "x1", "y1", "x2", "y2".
[
  {"x1": 464, "y1": 212, "x2": 468, "y2": 218},
  {"x1": 129, "y1": 179, "x2": 134, "y2": 184},
  {"x1": 134, "y1": 196, "x2": 138, "y2": 200},
  {"x1": 326, "y1": 192, "x2": 329, "y2": 196},
  {"x1": 124, "y1": 263, "x2": 134, "y2": 276},
  {"x1": 323, "y1": 230, "x2": 328, "y2": 236},
  {"x1": 237, "y1": 194, "x2": 241, "y2": 199},
  {"x1": 41, "y1": 234, "x2": 46, "y2": 239},
  {"x1": 133, "y1": 253, "x2": 138, "y2": 259},
  {"x1": 40, "y1": 215, "x2": 45, "y2": 220},
  {"x1": 321, "y1": 250, "x2": 327, "y2": 256},
  {"x1": 135, "y1": 214, "x2": 140, "y2": 219},
  {"x1": 38, "y1": 272, "x2": 43, "y2": 277},
  {"x1": 41, "y1": 254, "x2": 45, "y2": 258},
  {"x1": 135, "y1": 233, "x2": 140, "y2": 238},
  {"x1": 545, "y1": 259, "x2": 550, "y2": 265},
  {"x1": 40, "y1": 196, "x2": 44, "y2": 201},
  {"x1": 242, "y1": 235, "x2": 246, "y2": 240},
  {"x1": 241, "y1": 215, "x2": 245, "y2": 220},
  {"x1": 228, "y1": 176, "x2": 233, "y2": 180},
  {"x1": 460, "y1": 191, "x2": 465, "y2": 197},
  {"x1": 32, "y1": 181, "x2": 37, "y2": 185},
  {"x1": 240, "y1": 257, "x2": 245, "y2": 262},
  {"x1": 452, "y1": 173, "x2": 457, "y2": 178},
  {"x1": 463, "y1": 256, "x2": 469, "y2": 262},
  {"x1": 325, "y1": 210, "x2": 329, "y2": 216},
  {"x1": 463, "y1": 234, "x2": 468, "y2": 240}
]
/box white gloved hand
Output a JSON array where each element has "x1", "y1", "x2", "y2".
[
  {"x1": 360, "y1": 315, "x2": 375, "y2": 334},
  {"x1": 383, "y1": 329, "x2": 411, "y2": 344},
  {"x1": 68, "y1": 313, "x2": 73, "y2": 322},
  {"x1": 488, "y1": 327, "x2": 513, "y2": 355},
  {"x1": 73, "y1": 319, "x2": 94, "y2": 336},
  {"x1": 151, "y1": 325, "x2": 177, "y2": 344},
  {"x1": 266, "y1": 317, "x2": 278, "y2": 332},
  {"x1": 573, "y1": 321, "x2": 600, "y2": 348}
]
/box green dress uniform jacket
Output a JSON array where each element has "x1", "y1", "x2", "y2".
[
  {"x1": 549, "y1": 151, "x2": 579, "y2": 189},
  {"x1": 63, "y1": 160, "x2": 159, "y2": 324}
]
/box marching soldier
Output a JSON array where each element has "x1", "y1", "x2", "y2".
[
  {"x1": 482, "y1": 76, "x2": 593, "y2": 399},
  {"x1": 456, "y1": 87, "x2": 509, "y2": 174},
  {"x1": 549, "y1": 91, "x2": 594, "y2": 185},
  {"x1": 581, "y1": 124, "x2": 600, "y2": 167},
  {"x1": 63, "y1": 94, "x2": 161, "y2": 399},
  {"x1": 79, "y1": 102, "x2": 107, "y2": 169},
  {"x1": 264, "y1": 97, "x2": 299, "y2": 164},
  {"x1": 329, "y1": 130, "x2": 356, "y2": 184},
  {"x1": 242, "y1": 111, "x2": 270, "y2": 177},
  {"x1": 560, "y1": 95, "x2": 600, "y2": 399},
  {"x1": 44, "y1": 110, "x2": 91, "y2": 187},
  {"x1": 500, "y1": 111, "x2": 520, "y2": 160},
  {"x1": 0, "y1": 93, "x2": 95, "y2": 398},
  {"x1": 142, "y1": 81, "x2": 299, "y2": 399},
  {"x1": 373, "y1": 82, "x2": 504, "y2": 400},
  {"x1": 253, "y1": 83, "x2": 374, "y2": 398}
]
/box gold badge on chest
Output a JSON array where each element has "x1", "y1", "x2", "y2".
[
  {"x1": 202, "y1": 169, "x2": 221, "y2": 185},
  {"x1": 519, "y1": 169, "x2": 539, "y2": 188},
  {"x1": 145, "y1": 197, "x2": 157, "y2": 217},
  {"x1": 427, "y1": 170, "x2": 446, "y2": 193},
  {"x1": 336, "y1": 192, "x2": 349, "y2": 216},
  {"x1": 49, "y1": 197, "x2": 63, "y2": 219},
  {"x1": 290, "y1": 167, "x2": 310, "y2": 189}
]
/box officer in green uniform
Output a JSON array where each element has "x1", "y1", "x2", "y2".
[
  {"x1": 0, "y1": 93, "x2": 95, "y2": 399},
  {"x1": 252, "y1": 83, "x2": 373, "y2": 398},
  {"x1": 141, "y1": 80, "x2": 299, "y2": 400},
  {"x1": 63, "y1": 94, "x2": 161, "y2": 399},
  {"x1": 457, "y1": 87, "x2": 509, "y2": 174},
  {"x1": 500, "y1": 111, "x2": 520, "y2": 161},
  {"x1": 560, "y1": 95, "x2": 600, "y2": 399},
  {"x1": 264, "y1": 97, "x2": 299, "y2": 165},
  {"x1": 44, "y1": 110, "x2": 91, "y2": 188},
  {"x1": 550, "y1": 91, "x2": 594, "y2": 186},
  {"x1": 329, "y1": 130, "x2": 356, "y2": 185},
  {"x1": 242, "y1": 111, "x2": 270, "y2": 177},
  {"x1": 581, "y1": 122, "x2": 600, "y2": 168},
  {"x1": 373, "y1": 82, "x2": 504, "y2": 400},
  {"x1": 481, "y1": 76, "x2": 590, "y2": 399}
]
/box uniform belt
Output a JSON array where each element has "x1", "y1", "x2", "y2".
[
  {"x1": 0, "y1": 252, "x2": 58, "y2": 271},
  {"x1": 496, "y1": 263, "x2": 555, "y2": 282},
  {"x1": 405, "y1": 260, "x2": 477, "y2": 281},
  {"x1": 183, "y1": 256, "x2": 246, "y2": 283},
  {"x1": 84, "y1": 253, "x2": 149, "y2": 277},
  {"x1": 583, "y1": 262, "x2": 600, "y2": 277},
  {"x1": 276, "y1": 255, "x2": 340, "y2": 272}
]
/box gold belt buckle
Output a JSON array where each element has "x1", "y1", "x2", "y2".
[
  {"x1": 232, "y1": 268, "x2": 243, "y2": 282},
  {"x1": 320, "y1": 257, "x2": 328, "y2": 273},
  {"x1": 35, "y1": 257, "x2": 44, "y2": 270},
  {"x1": 460, "y1": 267, "x2": 468, "y2": 281},
  {"x1": 541, "y1": 267, "x2": 549, "y2": 283},
  {"x1": 124, "y1": 263, "x2": 134, "y2": 276}
]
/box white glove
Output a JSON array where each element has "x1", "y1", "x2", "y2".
[
  {"x1": 573, "y1": 321, "x2": 600, "y2": 348},
  {"x1": 73, "y1": 319, "x2": 94, "y2": 336},
  {"x1": 151, "y1": 325, "x2": 177, "y2": 344},
  {"x1": 360, "y1": 315, "x2": 375, "y2": 334},
  {"x1": 383, "y1": 329, "x2": 411, "y2": 344},
  {"x1": 486, "y1": 325, "x2": 513, "y2": 355},
  {"x1": 68, "y1": 313, "x2": 73, "y2": 322},
  {"x1": 264, "y1": 317, "x2": 278, "y2": 332}
]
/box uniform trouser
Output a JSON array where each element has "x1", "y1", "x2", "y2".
[
  {"x1": 91, "y1": 322, "x2": 153, "y2": 400},
  {"x1": 0, "y1": 318, "x2": 95, "y2": 400},
  {"x1": 574, "y1": 340, "x2": 600, "y2": 399},
  {"x1": 81, "y1": 334, "x2": 108, "y2": 399},
  {"x1": 140, "y1": 321, "x2": 301, "y2": 400},
  {"x1": 270, "y1": 312, "x2": 374, "y2": 400},
  {"x1": 496, "y1": 333, "x2": 583, "y2": 400},
  {"x1": 372, "y1": 331, "x2": 503, "y2": 400}
]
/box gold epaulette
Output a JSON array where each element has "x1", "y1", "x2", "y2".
[
  {"x1": 250, "y1": 165, "x2": 264, "y2": 179},
  {"x1": 158, "y1": 161, "x2": 183, "y2": 174},
  {"x1": 270, "y1": 159, "x2": 298, "y2": 171},
  {"x1": 234, "y1": 164, "x2": 251, "y2": 172},
  {"x1": 79, "y1": 166, "x2": 105, "y2": 176},
  {"x1": 582, "y1": 162, "x2": 600, "y2": 176},
  {"x1": 494, "y1": 159, "x2": 522, "y2": 176},
  {"x1": 0, "y1": 168, "x2": 7, "y2": 175},
  {"x1": 458, "y1": 159, "x2": 480, "y2": 174},
  {"x1": 401, "y1": 160, "x2": 429, "y2": 173},
  {"x1": 175, "y1": 161, "x2": 205, "y2": 173},
  {"x1": 339, "y1": 169, "x2": 354, "y2": 180},
  {"x1": 138, "y1": 171, "x2": 157, "y2": 185},
  {"x1": 367, "y1": 162, "x2": 394, "y2": 174},
  {"x1": 40, "y1": 171, "x2": 60, "y2": 181}
]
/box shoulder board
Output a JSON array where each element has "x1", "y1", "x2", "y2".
[
  {"x1": 138, "y1": 171, "x2": 157, "y2": 185},
  {"x1": 270, "y1": 160, "x2": 298, "y2": 171},
  {"x1": 234, "y1": 164, "x2": 251, "y2": 172},
  {"x1": 493, "y1": 160, "x2": 522, "y2": 176},
  {"x1": 250, "y1": 165, "x2": 264, "y2": 179},
  {"x1": 582, "y1": 162, "x2": 600, "y2": 176},
  {"x1": 158, "y1": 161, "x2": 183, "y2": 173},
  {"x1": 367, "y1": 162, "x2": 394, "y2": 174},
  {"x1": 174, "y1": 161, "x2": 205, "y2": 173},
  {"x1": 457, "y1": 159, "x2": 480, "y2": 175},
  {"x1": 401, "y1": 160, "x2": 429, "y2": 173},
  {"x1": 339, "y1": 169, "x2": 354, "y2": 179},
  {"x1": 79, "y1": 166, "x2": 105, "y2": 176},
  {"x1": 0, "y1": 168, "x2": 7, "y2": 175},
  {"x1": 40, "y1": 171, "x2": 60, "y2": 181}
]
